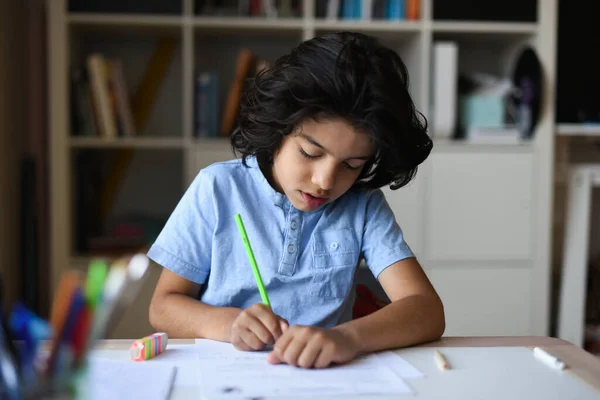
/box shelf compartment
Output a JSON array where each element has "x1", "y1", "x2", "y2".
[
  {"x1": 69, "y1": 32, "x2": 184, "y2": 139},
  {"x1": 430, "y1": 31, "x2": 535, "y2": 142},
  {"x1": 192, "y1": 33, "x2": 303, "y2": 138},
  {"x1": 70, "y1": 148, "x2": 183, "y2": 257}
]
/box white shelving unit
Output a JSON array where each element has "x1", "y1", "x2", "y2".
[
  {"x1": 48, "y1": 0, "x2": 558, "y2": 338},
  {"x1": 69, "y1": 137, "x2": 189, "y2": 149},
  {"x1": 68, "y1": 14, "x2": 185, "y2": 27},
  {"x1": 431, "y1": 21, "x2": 538, "y2": 34}
]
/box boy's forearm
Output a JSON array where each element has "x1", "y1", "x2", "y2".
[
  {"x1": 334, "y1": 294, "x2": 445, "y2": 354},
  {"x1": 149, "y1": 292, "x2": 241, "y2": 341}
]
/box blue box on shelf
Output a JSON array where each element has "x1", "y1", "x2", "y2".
[{"x1": 460, "y1": 95, "x2": 506, "y2": 129}]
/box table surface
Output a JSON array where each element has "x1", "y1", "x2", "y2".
[{"x1": 92, "y1": 336, "x2": 600, "y2": 399}]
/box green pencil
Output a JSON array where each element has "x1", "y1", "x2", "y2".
[
  {"x1": 235, "y1": 214, "x2": 271, "y2": 307},
  {"x1": 84, "y1": 259, "x2": 108, "y2": 309}
]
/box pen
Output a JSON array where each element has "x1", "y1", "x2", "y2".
[
  {"x1": 0, "y1": 276, "x2": 21, "y2": 400},
  {"x1": 234, "y1": 214, "x2": 271, "y2": 307},
  {"x1": 434, "y1": 349, "x2": 450, "y2": 371},
  {"x1": 0, "y1": 320, "x2": 20, "y2": 400},
  {"x1": 9, "y1": 302, "x2": 51, "y2": 386},
  {"x1": 533, "y1": 347, "x2": 566, "y2": 371}
]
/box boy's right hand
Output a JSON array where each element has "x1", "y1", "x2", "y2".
[{"x1": 230, "y1": 303, "x2": 289, "y2": 351}]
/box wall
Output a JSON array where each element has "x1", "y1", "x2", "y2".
[{"x1": 0, "y1": 1, "x2": 27, "y2": 310}]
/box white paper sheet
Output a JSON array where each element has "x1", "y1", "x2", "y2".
[
  {"x1": 374, "y1": 350, "x2": 424, "y2": 378},
  {"x1": 194, "y1": 339, "x2": 413, "y2": 398},
  {"x1": 89, "y1": 345, "x2": 199, "y2": 387},
  {"x1": 153, "y1": 344, "x2": 201, "y2": 387},
  {"x1": 82, "y1": 357, "x2": 176, "y2": 400}
]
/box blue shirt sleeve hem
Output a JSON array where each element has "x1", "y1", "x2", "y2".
[
  {"x1": 368, "y1": 252, "x2": 416, "y2": 278},
  {"x1": 147, "y1": 244, "x2": 209, "y2": 284}
]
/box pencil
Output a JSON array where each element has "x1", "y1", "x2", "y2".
[
  {"x1": 46, "y1": 271, "x2": 82, "y2": 376},
  {"x1": 235, "y1": 214, "x2": 271, "y2": 307},
  {"x1": 434, "y1": 349, "x2": 450, "y2": 371},
  {"x1": 84, "y1": 258, "x2": 108, "y2": 309},
  {"x1": 533, "y1": 346, "x2": 566, "y2": 370}
]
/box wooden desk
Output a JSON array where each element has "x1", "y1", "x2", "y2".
[{"x1": 92, "y1": 336, "x2": 600, "y2": 399}]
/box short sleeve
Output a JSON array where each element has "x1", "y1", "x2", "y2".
[
  {"x1": 147, "y1": 169, "x2": 216, "y2": 284},
  {"x1": 361, "y1": 189, "x2": 414, "y2": 278}
]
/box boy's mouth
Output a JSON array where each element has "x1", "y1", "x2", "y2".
[{"x1": 300, "y1": 191, "x2": 329, "y2": 209}]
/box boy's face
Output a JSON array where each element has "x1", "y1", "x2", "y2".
[{"x1": 271, "y1": 118, "x2": 374, "y2": 212}]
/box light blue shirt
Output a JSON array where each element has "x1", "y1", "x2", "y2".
[{"x1": 147, "y1": 156, "x2": 414, "y2": 328}]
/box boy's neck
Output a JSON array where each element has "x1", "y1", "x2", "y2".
[{"x1": 257, "y1": 157, "x2": 283, "y2": 195}]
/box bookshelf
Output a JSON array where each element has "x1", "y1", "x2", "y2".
[{"x1": 48, "y1": 0, "x2": 558, "y2": 338}]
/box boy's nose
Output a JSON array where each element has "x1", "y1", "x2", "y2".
[{"x1": 312, "y1": 165, "x2": 336, "y2": 191}]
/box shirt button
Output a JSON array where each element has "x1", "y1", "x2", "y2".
[
  {"x1": 288, "y1": 243, "x2": 297, "y2": 254},
  {"x1": 290, "y1": 220, "x2": 298, "y2": 230},
  {"x1": 330, "y1": 242, "x2": 338, "y2": 250}
]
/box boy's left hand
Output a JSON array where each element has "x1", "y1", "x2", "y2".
[{"x1": 266, "y1": 325, "x2": 358, "y2": 368}]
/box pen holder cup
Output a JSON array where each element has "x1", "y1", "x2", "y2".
[
  {"x1": 0, "y1": 386, "x2": 73, "y2": 400},
  {"x1": 2, "y1": 374, "x2": 80, "y2": 400},
  {"x1": 23, "y1": 388, "x2": 74, "y2": 400}
]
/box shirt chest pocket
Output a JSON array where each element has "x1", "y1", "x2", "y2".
[{"x1": 311, "y1": 228, "x2": 359, "y2": 299}]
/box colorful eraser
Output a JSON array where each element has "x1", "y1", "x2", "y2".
[{"x1": 130, "y1": 332, "x2": 168, "y2": 361}]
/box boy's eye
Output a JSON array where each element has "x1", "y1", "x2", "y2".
[
  {"x1": 299, "y1": 148, "x2": 319, "y2": 159},
  {"x1": 300, "y1": 147, "x2": 364, "y2": 170}
]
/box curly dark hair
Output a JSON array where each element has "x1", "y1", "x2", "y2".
[{"x1": 230, "y1": 31, "x2": 432, "y2": 190}]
